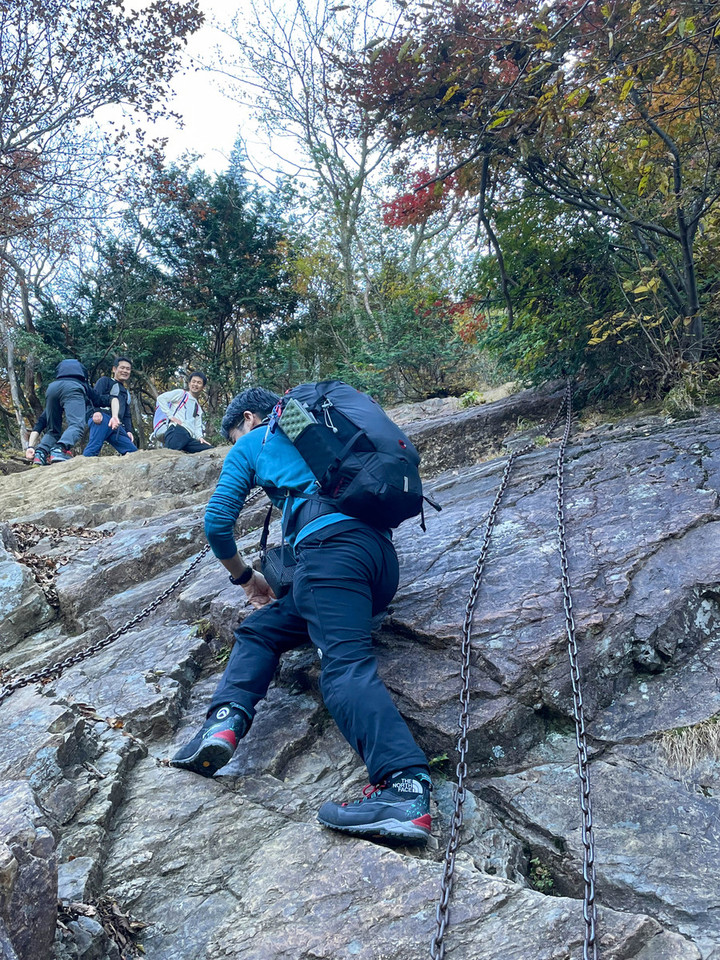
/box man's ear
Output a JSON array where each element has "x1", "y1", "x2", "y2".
[{"x1": 243, "y1": 410, "x2": 254, "y2": 424}]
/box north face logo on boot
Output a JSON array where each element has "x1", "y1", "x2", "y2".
[{"x1": 392, "y1": 777, "x2": 424, "y2": 795}]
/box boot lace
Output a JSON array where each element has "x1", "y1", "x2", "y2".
[{"x1": 342, "y1": 782, "x2": 387, "y2": 806}]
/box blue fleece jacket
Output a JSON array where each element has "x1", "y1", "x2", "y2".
[{"x1": 204, "y1": 424, "x2": 354, "y2": 560}]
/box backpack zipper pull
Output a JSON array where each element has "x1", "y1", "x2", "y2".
[{"x1": 322, "y1": 400, "x2": 338, "y2": 433}]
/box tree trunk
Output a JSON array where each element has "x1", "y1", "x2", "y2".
[
  {"x1": 0, "y1": 312, "x2": 29, "y2": 448},
  {"x1": 681, "y1": 237, "x2": 702, "y2": 361},
  {"x1": 479, "y1": 157, "x2": 514, "y2": 328},
  {"x1": 129, "y1": 391, "x2": 147, "y2": 450}
]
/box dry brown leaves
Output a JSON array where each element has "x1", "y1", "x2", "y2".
[
  {"x1": 9, "y1": 522, "x2": 113, "y2": 608},
  {"x1": 58, "y1": 897, "x2": 150, "y2": 957}
]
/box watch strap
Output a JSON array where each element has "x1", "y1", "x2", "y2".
[{"x1": 229, "y1": 566, "x2": 253, "y2": 586}]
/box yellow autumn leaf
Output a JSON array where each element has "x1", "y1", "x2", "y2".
[
  {"x1": 488, "y1": 108, "x2": 515, "y2": 128},
  {"x1": 397, "y1": 38, "x2": 413, "y2": 62},
  {"x1": 620, "y1": 78, "x2": 634, "y2": 101}
]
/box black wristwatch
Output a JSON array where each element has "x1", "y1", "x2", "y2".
[{"x1": 229, "y1": 566, "x2": 253, "y2": 586}]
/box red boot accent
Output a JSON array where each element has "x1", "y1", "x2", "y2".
[{"x1": 213, "y1": 730, "x2": 238, "y2": 748}]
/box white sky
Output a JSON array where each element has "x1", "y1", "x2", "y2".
[
  {"x1": 145, "y1": 0, "x2": 264, "y2": 174},
  {"x1": 128, "y1": 0, "x2": 395, "y2": 184}
]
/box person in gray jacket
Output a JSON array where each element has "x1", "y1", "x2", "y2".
[
  {"x1": 25, "y1": 359, "x2": 108, "y2": 465},
  {"x1": 152, "y1": 372, "x2": 212, "y2": 453}
]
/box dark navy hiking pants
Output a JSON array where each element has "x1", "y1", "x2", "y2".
[
  {"x1": 210, "y1": 521, "x2": 428, "y2": 783},
  {"x1": 83, "y1": 413, "x2": 137, "y2": 457},
  {"x1": 36, "y1": 379, "x2": 88, "y2": 456}
]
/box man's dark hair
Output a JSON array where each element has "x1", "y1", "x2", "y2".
[
  {"x1": 112, "y1": 356, "x2": 132, "y2": 368},
  {"x1": 221, "y1": 387, "x2": 280, "y2": 439},
  {"x1": 189, "y1": 370, "x2": 207, "y2": 385}
]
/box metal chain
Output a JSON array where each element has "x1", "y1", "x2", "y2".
[
  {"x1": 556, "y1": 384, "x2": 598, "y2": 960},
  {"x1": 431, "y1": 381, "x2": 597, "y2": 960},
  {"x1": 0, "y1": 545, "x2": 211, "y2": 708},
  {"x1": 0, "y1": 488, "x2": 267, "y2": 709},
  {"x1": 429, "y1": 439, "x2": 533, "y2": 960}
]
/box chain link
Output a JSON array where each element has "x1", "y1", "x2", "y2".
[
  {"x1": 0, "y1": 544, "x2": 211, "y2": 707},
  {"x1": 429, "y1": 440, "x2": 532, "y2": 960},
  {"x1": 3, "y1": 420, "x2": 598, "y2": 952},
  {"x1": 431, "y1": 381, "x2": 597, "y2": 960},
  {"x1": 556, "y1": 384, "x2": 598, "y2": 960},
  {"x1": 0, "y1": 488, "x2": 267, "y2": 709}
]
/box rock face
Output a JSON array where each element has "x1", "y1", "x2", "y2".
[
  {"x1": 0, "y1": 398, "x2": 718, "y2": 960},
  {"x1": 0, "y1": 781, "x2": 57, "y2": 960}
]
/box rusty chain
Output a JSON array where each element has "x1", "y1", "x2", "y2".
[
  {"x1": 431, "y1": 381, "x2": 597, "y2": 960},
  {"x1": 0, "y1": 488, "x2": 267, "y2": 709}
]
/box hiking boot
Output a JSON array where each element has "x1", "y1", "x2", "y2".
[
  {"x1": 170, "y1": 704, "x2": 251, "y2": 777},
  {"x1": 49, "y1": 445, "x2": 73, "y2": 463},
  {"x1": 32, "y1": 450, "x2": 48, "y2": 466},
  {"x1": 317, "y1": 768, "x2": 432, "y2": 842}
]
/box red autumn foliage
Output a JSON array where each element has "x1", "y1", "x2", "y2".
[
  {"x1": 414, "y1": 296, "x2": 487, "y2": 344},
  {"x1": 454, "y1": 309, "x2": 488, "y2": 345},
  {"x1": 382, "y1": 170, "x2": 457, "y2": 228}
]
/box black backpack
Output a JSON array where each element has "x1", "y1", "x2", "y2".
[{"x1": 271, "y1": 380, "x2": 440, "y2": 529}]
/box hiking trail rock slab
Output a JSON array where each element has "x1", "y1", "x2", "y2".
[
  {"x1": 0, "y1": 781, "x2": 57, "y2": 960},
  {"x1": 0, "y1": 396, "x2": 718, "y2": 958}
]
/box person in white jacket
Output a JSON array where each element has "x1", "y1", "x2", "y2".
[{"x1": 153, "y1": 372, "x2": 212, "y2": 453}]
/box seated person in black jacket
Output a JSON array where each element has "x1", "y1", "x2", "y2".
[{"x1": 83, "y1": 356, "x2": 138, "y2": 458}]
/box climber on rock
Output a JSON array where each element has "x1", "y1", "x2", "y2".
[
  {"x1": 25, "y1": 359, "x2": 110, "y2": 465},
  {"x1": 170, "y1": 386, "x2": 433, "y2": 844}
]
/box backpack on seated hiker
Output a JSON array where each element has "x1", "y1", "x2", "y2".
[
  {"x1": 151, "y1": 392, "x2": 192, "y2": 440},
  {"x1": 270, "y1": 380, "x2": 440, "y2": 530},
  {"x1": 151, "y1": 401, "x2": 169, "y2": 440}
]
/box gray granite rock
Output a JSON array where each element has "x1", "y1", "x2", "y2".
[
  {"x1": 0, "y1": 546, "x2": 54, "y2": 653},
  {"x1": 387, "y1": 411, "x2": 720, "y2": 775},
  {"x1": 53, "y1": 511, "x2": 207, "y2": 628},
  {"x1": 0, "y1": 448, "x2": 225, "y2": 528},
  {"x1": 404, "y1": 381, "x2": 567, "y2": 474},
  {"x1": 481, "y1": 744, "x2": 720, "y2": 944},
  {"x1": 102, "y1": 752, "x2": 701, "y2": 960},
  {"x1": 432, "y1": 779, "x2": 527, "y2": 883},
  {"x1": 54, "y1": 915, "x2": 121, "y2": 960},
  {"x1": 0, "y1": 781, "x2": 57, "y2": 960},
  {"x1": 0, "y1": 396, "x2": 719, "y2": 959},
  {"x1": 0, "y1": 920, "x2": 19, "y2": 960}
]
